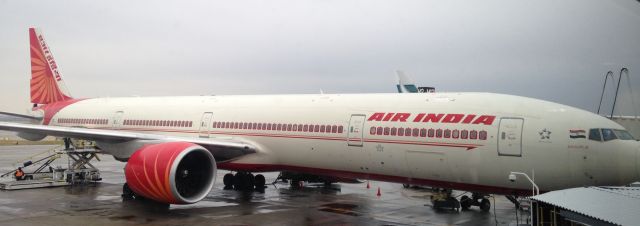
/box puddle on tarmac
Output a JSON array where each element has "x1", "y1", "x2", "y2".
[
  {"x1": 169, "y1": 200, "x2": 238, "y2": 210},
  {"x1": 318, "y1": 203, "x2": 361, "y2": 216},
  {"x1": 108, "y1": 215, "x2": 156, "y2": 223},
  {"x1": 0, "y1": 206, "x2": 23, "y2": 214},
  {"x1": 0, "y1": 198, "x2": 20, "y2": 205},
  {"x1": 95, "y1": 195, "x2": 120, "y2": 201}
]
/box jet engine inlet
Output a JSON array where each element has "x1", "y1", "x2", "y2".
[{"x1": 125, "y1": 142, "x2": 216, "y2": 204}]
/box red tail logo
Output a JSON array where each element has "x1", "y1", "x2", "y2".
[{"x1": 29, "y1": 28, "x2": 73, "y2": 104}]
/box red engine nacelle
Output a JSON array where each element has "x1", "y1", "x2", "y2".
[{"x1": 124, "y1": 142, "x2": 216, "y2": 204}]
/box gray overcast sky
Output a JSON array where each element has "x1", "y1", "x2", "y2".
[{"x1": 0, "y1": 0, "x2": 639, "y2": 116}]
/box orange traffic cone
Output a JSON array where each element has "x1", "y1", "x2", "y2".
[
  {"x1": 376, "y1": 187, "x2": 381, "y2": 197},
  {"x1": 366, "y1": 181, "x2": 370, "y2": 189}
]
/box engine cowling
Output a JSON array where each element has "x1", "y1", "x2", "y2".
[
  {"x1": 124, "y1": 142, "x2": 216, "y2": 204},
  {"x1": 17, "y1": 132, "x2": 46, "y2": 141}
]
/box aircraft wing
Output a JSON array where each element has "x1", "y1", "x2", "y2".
[
  {"x1": 0, "y1": 111, "x2": 42, "y2": 124},
  {"x1": 0, "y1": 121, "x2": 257, "y2": 160}
]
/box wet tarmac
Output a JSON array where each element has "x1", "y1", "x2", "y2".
[{"x1": 0, "y1": 145, "x2": 528, "y2": 226}]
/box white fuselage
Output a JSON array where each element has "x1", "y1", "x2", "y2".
[{"x1": 43, "y1": 92, "x2": 640, "y2": 194}]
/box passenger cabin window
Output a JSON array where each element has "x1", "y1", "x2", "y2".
[
  {"x1": 479, "y1": 131, "x2": 487, "y2": 140},
  {"x1": 452, "y1": 130, "x2": 459, "y2": 139},
  {"x1": 405, "y1": 128, "x2": 412, "y2": 137},
  {"x1": 470, "y1": 130, "x2": 478, "y2": 139},
  {"x1": 589, "y1": 129, "x2": 602, "y2": 141},
  {"x1": 444, "y1": 129, "x2": 451, "y2": 138},
  {"x1": 601, "y1": 129, "x2": 617, "y2": 141},
  {"x1": 461, "y1": 130, "x2": 468, "y2": 139}
]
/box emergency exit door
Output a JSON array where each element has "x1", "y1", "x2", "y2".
[
  {"x1": 498, "y1": 118, "x2": 523, "y2": 156},
  {"x1": 347, "y1": 114, "x2": 366, "y2": 147},
  {"x1": 199, "y1": 112, "x2": 213, "y2": 138}
]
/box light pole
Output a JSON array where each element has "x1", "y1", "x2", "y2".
[
  {"x1": 509, "y1": 171, "x2": 540, "y2": 225},
  {"x1": 509, "y1": 171, "x2": 539, "y2": 196}
]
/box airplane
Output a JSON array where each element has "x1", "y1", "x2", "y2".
[
  {"x1": 0, "y1": 28, "x2": 638, "y2": 211},
  {"x1": 396, "y1": 70, "x2": 420, "y2": 93},
  {"x1": 396, "y1": 70, "x2": 434, "y2": 94}
]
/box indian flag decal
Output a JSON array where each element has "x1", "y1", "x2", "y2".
[{"x1": 569, "y1": 129, "x2": 586, "y2": 139}]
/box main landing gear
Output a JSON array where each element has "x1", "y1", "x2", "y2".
[
  {"x1": 431, "y1": 189, "x2": 491, "y2": 212},
  {"x1": 223, "y1": 172, "x2": 266, "y2": 191},
  {"x1": 122, "y1": 182, "x2": 149, "y2": 201}
]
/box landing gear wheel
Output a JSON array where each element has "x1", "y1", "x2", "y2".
[
  {"x1": 122, "y1": 183, "x2": 135, "y2": 199},
  {"x1": 233, "y1": 172, "x2": 255, "y2": 191},
  {"x1": 480, "y1": 198, "x2": 491, "y2": 211},
  {"x1": 122, "y1": 183, "x2": 144, "y2": 200},
  {"x1": 460, "y1": 195, "x2": 472, "y2": 210},
  {"x1": 233, "y1": 173, "x2": 245, "y2": 190},
  {"x1": 223, "y1": 173, "x2": 234, "y2": 188},
  {"x1": 247, "y1": 173, "x2": 255, "y2": 190},
  {"x1": 290, "y1": 179, "x2": 302, "y2": 188},
  {"x1": 254, "y1": 174, "x2": 266, "y2": 189},
  {"x1": 402, "y1": 184, "x2": 411, "y2": 188}
]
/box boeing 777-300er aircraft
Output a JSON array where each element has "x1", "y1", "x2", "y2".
[{"x1": 1, "y1": 28, "x2": 638, "y2": 211}]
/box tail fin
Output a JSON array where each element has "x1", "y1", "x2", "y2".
[
  {"x1": 395, "y1": 70, "x2": 419, "y2": 93},
  {"x1": 29, "y1": 27, "x2": 73, "y2": 104}
]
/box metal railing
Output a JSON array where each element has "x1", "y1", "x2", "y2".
[{"x1": 597, "y1": 68, "x2": 638, "y2": 119}]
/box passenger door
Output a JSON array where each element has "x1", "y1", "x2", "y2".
[
  {"x1": 347, "y1": 114, "x2": 366, "y2": 147},
  {"x1": 112, "y1": 111, "x2": 124, "y2": 128},
  {"x1": 199, "y1": 112, "x2": 213, "y2": 138},
  {"x1": 497, "y1": 118, "x2": 523, "y2": 156}
]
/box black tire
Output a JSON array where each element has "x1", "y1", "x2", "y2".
[
  {"x1": 449, "y1": 197, "x2": 461, "y2": 211},
  {"x1": 480, "y1": 198, "x2": 491, "y2": 211},
  {"x1": 402, "y1": 184, "x2": 411, "y2": 188},
  {"x1": 247, "y1": 173, "x2": 255, "y2": 190},
  {"x1": 233, "y1": 173, "x2": 245, "y2": 190},
  {"x1": 460, "y1": 195, "x2": 472, "y2": 210},
  {"x1": 233, "y1": 172, "x2": 256, "y2": 191},
  {"x1": 223, "y1": 173, "x2": 234, "y2": 187},
  {"x1": 254, "y1": 174, "x2": 266, "y2": 189},
  {"x1": 291, "y1": 179, "x2": 302, "y2": 188},
  {"x1": 122, "y1": 183, "x2": 135, "y2": 199}
]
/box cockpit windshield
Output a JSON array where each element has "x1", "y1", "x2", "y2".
[
  {"x1": 593, "y1": 128, "x2": 635, "y2": 141},
  {"x1": 613, "y1": 129, "x2": 635, "y2": 140},
  {"x1": 602, "y1": 129, "x2": 617, "y2": 141}
]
